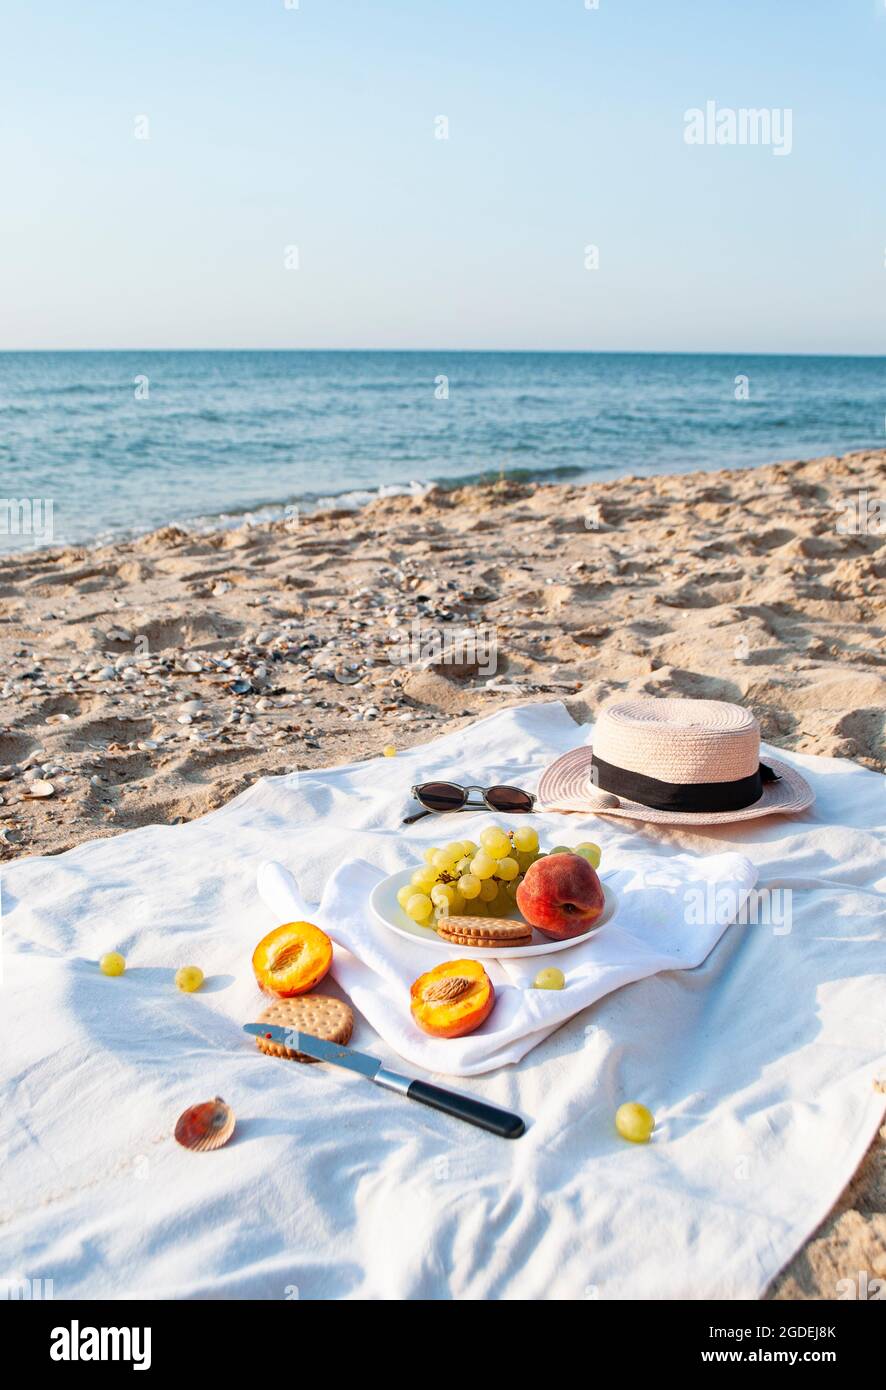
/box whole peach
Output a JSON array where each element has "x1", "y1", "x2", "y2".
[{"x1": 516, "y1": 852, "x2": 605, "y2": 939}]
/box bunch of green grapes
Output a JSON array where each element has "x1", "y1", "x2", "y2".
[{"x1": 396, "y1": 824, "x2": 542, "y2": 926}]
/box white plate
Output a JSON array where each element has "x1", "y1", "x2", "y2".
[{"x1": 370, "y1": 867, "x2": 618, "y2": 959}]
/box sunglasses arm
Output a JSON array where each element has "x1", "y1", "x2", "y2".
[{"x1": 402, "y1": 805, "x2": 482, "y2": 825}]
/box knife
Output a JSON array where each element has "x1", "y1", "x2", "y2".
[{"x1": 244, "y1": 1024, "x2": 525, "y2": 1139}]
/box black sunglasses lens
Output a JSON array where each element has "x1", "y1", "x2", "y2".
[
  {"x1": 486, "y1": 784, "x2": 533, "y2": 813},
  {"x1": 417, "y1": 782, "x2": 466, "y2": 812}
]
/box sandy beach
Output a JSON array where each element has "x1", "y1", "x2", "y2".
[{"x1": 1, "y1": 446, "x2": 883, "y2": 1296}]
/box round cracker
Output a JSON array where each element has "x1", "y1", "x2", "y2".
[
  {"x1": 437, "y1": 917, "x2": 532, "y2": 947},
  {"x1": 255, "y1": 995, "x2": 354, "y2": 1063},
  {"x1": 437, "y1": 932, "x2": 532, "y2": 948},
  {"x1": 439, "y1": 917, "x2": 530, "y2": 940}
]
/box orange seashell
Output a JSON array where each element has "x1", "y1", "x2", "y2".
[{"x1": 174, "y1": 1096, "x2": 236, "y2": 1152}]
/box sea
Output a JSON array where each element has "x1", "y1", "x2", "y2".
[{"x1": 0, "y1": 350, "x2": 882, "y2": 553}]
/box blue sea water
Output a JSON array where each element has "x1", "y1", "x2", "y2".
[{"x1": 0, "y1": 351, "x2": 883, "y2": 553}]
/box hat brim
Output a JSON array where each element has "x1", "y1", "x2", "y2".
[{"x1": 538, "y1": 746, "x2": 814, "y2": 825}]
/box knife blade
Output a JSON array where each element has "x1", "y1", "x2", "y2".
[
  {"x1": 243, "y1": 1023, "x2": 525, "y2": 1139},
  {"x1": 244, "y1": 1024, "x2": 381, "y2": 1076}
]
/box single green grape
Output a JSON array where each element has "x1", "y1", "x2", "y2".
[
  {"x1": 458, "y1": 873, "x2": 482, "y2": 899},
  {"x1": 487, "y1": 891, "x2": 511, "y2": 917},
  {"x1": 175, "y1": 965, "x2": 204, "y2": 993},
  {"x1": 470, "y1": 851, "x2": 497, "y2": 880},
  {"x1": 433, "y1": 883, "x2": 463, "y2": 911},
  {"x1": 575, "y1": 842, "x2": 602, "y2": 869},
  {"x1": 397, "y1": 885, "x2": 414, "y2": 910},
  {"x1": 504, "y1": 874, "x2": 523, "y2": 899},
  {"x1": 479, "y1": 878, "x2": 499, "y2": 903},
  {"x1": 480, "y1": 826, "x2": 512, "y2": 859},
  {"x1": 615, "y1": 1102, "x2": 655, "y2": 1144},
  {"x1": 533, "y1": 967, "x2": 565, "y2": 990},
  {"x1": 406, "y1": 893, "x2": 434, "y2": 923},
  {"x1": 455, "y1": 855, "x2": 473, "y2": 876},
  {"x1": 99, "y1": 951, "x2": 126, "y2": 977},
  {"x1": 495, "y1": 855, "x2": 519, "y2": 882},
  {"x1": 423, "y1": 846, "x2": 441, "y2": 866},
  {"x1": 549, "y1": 845, "x2": 573, "y2": 856},
  {"x1": 512, "y1": 825, "x2": 539, "y2": 853},
  {"x1": 412, "y1": 865, "x2": 439, "y2": 891},
  {"x1": 439, "y1": 842, "x2": 464, "y2": 868},
  {"x1": 460, "y1": 840, "x2": 478, "y2": 857}
]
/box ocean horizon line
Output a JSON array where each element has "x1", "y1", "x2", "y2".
[{"x1": 2, "y1": 347, "x2": 885, "y2": 359}]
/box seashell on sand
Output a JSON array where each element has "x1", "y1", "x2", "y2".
[
  {"x1": 24, "y1": 780, "x2": 55, "y2": 799},
  {"x1": 174, "y1": 1096, "x2": 236, "y2": 1152}
]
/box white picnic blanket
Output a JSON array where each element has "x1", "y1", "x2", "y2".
[{"x1": 1, "y1": 701, "x2": 884, "y2": 1300}]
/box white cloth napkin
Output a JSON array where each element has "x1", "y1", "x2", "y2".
[{"x1": 257, "y1": 852, "x2": 758, "y2": 1076}]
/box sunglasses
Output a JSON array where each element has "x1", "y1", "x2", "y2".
[{"x1": 403, "y1": 782, "x2": 536, "y2": 825}]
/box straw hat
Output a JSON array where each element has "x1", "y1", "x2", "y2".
[{"x1": 538, "y1": 697, "x2": 814, "y2": 825}]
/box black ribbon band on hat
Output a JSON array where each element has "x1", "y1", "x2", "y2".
[{"x1": 591, "y1": 755, "x2": 780, "y2": 814}]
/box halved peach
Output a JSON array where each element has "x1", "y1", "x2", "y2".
[
  {"x1": 410, "y1": 958, "x2": 494, "y2": 1039},
  {"x1": 252, "y1": 921, "x2": 333, "y2": 998}
]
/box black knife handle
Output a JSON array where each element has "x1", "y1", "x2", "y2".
[{"x1": 406, "y1": 1079, "x2": 525, "y2": 1138}]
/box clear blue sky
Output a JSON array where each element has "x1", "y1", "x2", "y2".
[{"x1": 1, "y1": 0, "x2": 884, "y2": 352}]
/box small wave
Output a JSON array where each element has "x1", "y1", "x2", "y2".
[
  {"x1": 311, "y1": 479, "x2": 435, "y2": 510},
  {"x1": 432, "y1": 462, "x2": 589, "y2": 488}
]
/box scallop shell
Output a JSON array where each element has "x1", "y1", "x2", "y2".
[
  {"x1": 174, "y1": 1096, "x2": 235, "y2": 1152},
  {"x1": 24, "y1": 780, "x2": 55, "y2": 799}
]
